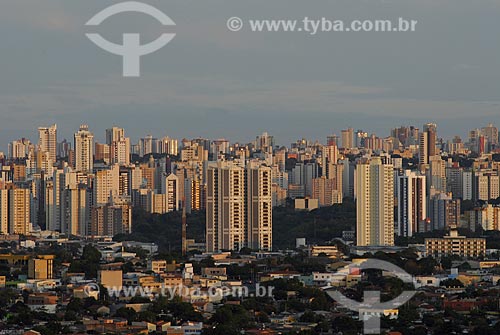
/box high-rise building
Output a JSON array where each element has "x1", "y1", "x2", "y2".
[
  {"x1": 106, "y1": 127, "x2": 125, "y2": 146},
  {"x1": 95, "y1": 143, "x2": 110, "y2": 164},
  {"x1": 38, "y1": 124, "x2": 57, "y2": 162},
  {"x1": 94, "y1": 165, "x2": 120, "y2": 205},
  {"x1": 90, "y1": 196, "x2": 132, "y2": 236},
  {"x1": 327, "y1": 134, "x2": 339, "y2": 147},
  {"x1": 58, "y1": 170, "x2": 88, "y2": 235},
  {"x1": 206, "y1": 161, "x2": 272, "y2": 252},
  {"x1": 0, "y1": 189, "x2": 7, "y2": 234},
  {"x1": 9, "y1": 188, "x2": 31, "y2": 235},
  {"x1": 428, "y1": 155, "x2": 446, "y2": 193},
  {"x1": 341, "y1": 128, "x2": 354, "y2": 149},
  {"x1": 110, "y1": 137, "x2": 130, "y2": 165},
  {"x1": 396, "y1": 170, "x2": 426, "y2": 237},
  {"x1": 322, "y1": 144, "x2": 339, "y2": 178},
  {"x1": 429, "y1": 192, "x2": 460, "y2": 230},
  {"x1": 255, "y1": 132, "x2": 275, "y2": 154},
  {"x1": 246, "y1": 163, "x2": 272, "y2": 251},
  {"x1": 446, "y1": 165, "x2": 463, "y2": 199},
  {"x1": 468, "y1": 204, "x2": 500, "y2": 231},
  {"x1": 206, "y1": 162, "x2": 246, "y2": 252},
  {"x1": 355, "y1": 157, "x2": 394, "y2": 246},
  {"x1": 462, "y1": 171, "x2": 473, "y2": 201},
  {"x1": 482, "y1": 123, "x2": 498, "y2": 146},
  {"x1": 9, "y1": 138, "x2": 33, "y2": 159},
  {"x1": 61, "y1": 185, "x2": 87, "y2": 236},
  {"x1": 162, "y1": 173, "x2": 180, "y2": 212},
  {"x1": 74, "y1": 125, "x2": 94, "y2": 173},
  {"x1": 419, "y1": 123, "x2": 437, "y2": 167},
  {"x1": 312, "y1": 176, "x2": 342, "y2": 206}
]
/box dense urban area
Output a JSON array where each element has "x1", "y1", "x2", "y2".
[{"x1": 2, "y1": 123, "x2": 500, "y2": 334}]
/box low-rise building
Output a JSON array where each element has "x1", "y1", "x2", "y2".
[{"x1": 425, "y1": 229, "x2": 486, "y2": 258}]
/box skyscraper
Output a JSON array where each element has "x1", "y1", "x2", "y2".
[
  {"x1": 0, "y1": 189, "x2": 7, "y2": 234},
  {"x1": 106, "y1": 127, "x2": 125, "y2": 145},
  {"x1": 206, "y1": 162, "x2": 246, "y2": 252},
  {"x1": 429, "y1": 192, "x2": 460, "y2": 230},
  {"x1": 341, "y1": 128, "x2": 354, "y2": 149},
  {"x1": 206, "y1": 161, "x2": 272, "y2": 252},
  {"x1": 9, "y1": 188, "x2": 31, "y2": 235},
  {"x1": 38, "y1": 124, "x2": 57, "y2": 162},
  {"x1": 355, "y1": 157, "x2": 394, "y2": 246},
  {"x1": 74, "y1": 125, "x2": 94, "y2": 173},
  {"x1": 246, "y1": 163, "x2": 272, "y2": 251},
  {"x1": 94, "y1": 165, "x2": 120, "y2": 205},
  {"x1": 419, "y1": 123, "x2": 437, "y2": 167},
  {"x1": 396, "y1": 170, "x2": 426, "y2": 237},
  {"x1": 482, "y1": 123, "x2": 498, "y2": 146}
]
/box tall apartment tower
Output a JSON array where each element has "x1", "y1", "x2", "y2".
[
  {"x1": 9, "y1": 188, "x2": 31, "y2": 235},
  {"x1": 94, "y1": 165, "x2": 120, "y2": 205},
  {"x1": 396, "y1": 170, "x2": 426, "y2": 237},
  {"x1": 355, "y1": 157, "x2": 394, "y2": 246},
  {"x1": 111, "y1": 137, "x2": 131, "y2": 165},
  {"x1": 246, "y1": 163, "x2": 272, "y2": 251},
  {"x1": 206, "y1": 162, "x2": 246, "y2": 252},
  {"x1": 0, "y1": 189, "x2": 8, "y2": 234},
  {"x1": 341, "y1": 128, "x2": 354, "y2": 149},
  {"x1": 38, "y1": 124, "x2": 57, "y2": 162},
  {"x1": 206, "y1": 161, "x2": 272, "y2": 252},
  {"x1": 482, "y1": 123, "x2": 498, "y2": 146},
  {"x1": 106, "y1": 127, "x2": 125, "y2": 145},
  {"x1": 74, "y1": 125, "x2": 94, "y2": 173},
  {"x1": 419, "y1": 123, "x2": 437, "y2": 167}
]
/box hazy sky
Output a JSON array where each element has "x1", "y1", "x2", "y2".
[{"x1": 1, "y1": 0, "x2": 499, "y2": 150}]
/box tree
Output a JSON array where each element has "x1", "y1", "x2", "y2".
[{"x1": 115, "y1": 307, "x2": 137, "y2": 323}]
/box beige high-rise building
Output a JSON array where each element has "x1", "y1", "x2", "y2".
[
  {"x1": 111, "y1": 137, "x2": 130, "y2": 165},
  {"x1": 9, "y1": 188, "x2": 31, "y2": 235},
  {"x1": 322, "y1": 144, "x2": 339, "y2": 178},
  {"x1": 62, "y1": 185, "x2": 87, "y2": 236},
  {"x1": 207, "y1": 162, "x2": 246, "y2": 252},
  {"x1": 9, "y1": 139, "x2": 33, "y2": 159},
  {"x1": 90, "y1": 196, "x2": 132, "y2": 236},
  {"x1": 429, "y1": 155, "x2": 446, "y2": 193},
  {"x1": 74, "y1": 125, "x2": 94, "y2": 173},
  {"x1": 94, "y1": 165, "x2": 120, "y2": 205},
  {"x1": 355, "y1": 157, "x2": 394, "y2": 246},
  {"x1": 206, "y1": 161, "x2": 273, "y2": 252},
  {"x1": 95, "y1": 143, "x2": 110, "y2": 163},
  {"x1": 38, "y1": 124, "x2": 57, "y2": 162},
  {"x1": 246, "y1": 163, "x2": 272, "y2": 251},
  {"x1": 106, "y1": 127, "x2": 125, "y2": 145},
  {"x1": 468, "y1": 204, "x2": 500, "y2": 231},
  {"x1": 482, "y1": 123, "x2": 498, "y2": 146},
  {"x1": 419, "y1": 123, "x2": 437, "y2": 168},
  {"x1": 57, "y1": 170, "x2": 88, "y2": 235},
  {"x1": 312, "y1": 176, "x2": 342, "y2": 207},
  {"x1": 0, "y1": 189, "x2": 7, "y2": 234},
  {"x1": 341, "y1": 128, "x2": 354, "y2": 149}
]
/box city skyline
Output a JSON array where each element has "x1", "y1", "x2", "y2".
[
  {"x1": 3, "y1": 121, "x2": 500, "y2": 155},
  {"x1": 2, "y1": 0, "x2": 500, "y2": 152}
]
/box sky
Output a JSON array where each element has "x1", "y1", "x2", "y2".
[{"x1": 1, "y1": 0, "x2": 500, "y2": 150}]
